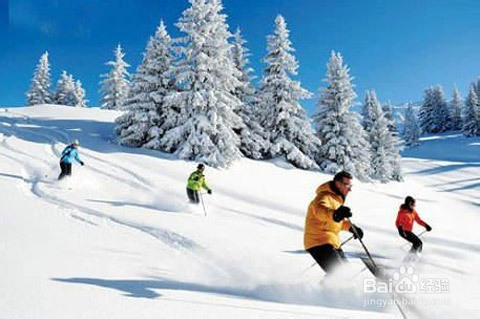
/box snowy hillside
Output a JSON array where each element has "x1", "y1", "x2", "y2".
[{"x1": 1, "y1": 105, "x2": 479, "y2": 319}]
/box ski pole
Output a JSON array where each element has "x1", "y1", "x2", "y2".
[
  {"x1": 347, "y1": 217, "x2": 378, "y2": 269},
  {"x1": 199, "y1": 191, "x2": 207, "y2": 217},
  {"x1": 304, "y1": 235, "x2": 355, "y2": 271}
]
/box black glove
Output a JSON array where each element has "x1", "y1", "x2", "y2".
[
  {"x1": 207, "y1": 189, "x2": 212, "y2": 195},
  {"x1": 425, "y1": 224, "x2": 432, "y2": 232},
  {"x1": 397, "y1": 226, "x2": 406, "y2": 237},
  {"x1": 349, "y1": 224, "x2": 364, "y2": 240},
  {"x1": 333, "y1": 206, "x2": 352, "y2": 222},
  {"x1": 80, "y1": 161, "x2": 85, "y2": 166}
]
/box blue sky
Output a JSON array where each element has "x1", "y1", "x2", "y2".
[{"x1": 1, "y1": 0, "x2": 480, "y2": 113}]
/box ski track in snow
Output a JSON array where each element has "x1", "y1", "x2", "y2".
[{"x1": 1, "y1": 111, "x2": 242, "y2": 285}]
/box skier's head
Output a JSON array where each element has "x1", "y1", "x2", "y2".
[
  {"x1": 333, "y1": 171, "x2": 353, "y2": 196},
  {"x1": 404, "y1": 196, "x2": 416, "y2": 209},
  {"x1": 72, "y1": 139, "x2": 80, "y2": 148},
  {"x1": 197, "y1": 163, "x2": 205, "y2": 172}
]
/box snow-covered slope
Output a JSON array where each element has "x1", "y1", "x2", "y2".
[{"x1": 0, "y1": 105, "x2": 478, "y2": 319}]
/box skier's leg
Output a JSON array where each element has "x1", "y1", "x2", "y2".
[
  {"x1": 187, "y1": 188, "x2": 200, "y2": 204},
  {"x1": 58, "y1": 162, "x2": 67, "y2": 180},
  {"x1": 186, "y1": 188, "x2": 196, "y2": 203},
  {"x1": 307, "y1": 244, "x2": 344, "y2": 274},
  {"x1": 405, "y1": 231, "x2": 422, "y2": 252},
  {"x1": 66, "y1": 163, "x2": 72, "y2": 176},
  {"x1": 193, "y1": 190, "x2": 200, "y2": 203}
]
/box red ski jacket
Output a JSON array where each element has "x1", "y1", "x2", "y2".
[{"x1": 395, "y1": 206, "x2": 427, "y2": 232}]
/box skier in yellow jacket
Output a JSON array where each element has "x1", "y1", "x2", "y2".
[
  {"x1": 304, "y1": 171, "x2": 363, "y2": 273},
  {"x1": 186, "y1": 164, "x2": 212, "y2": 204}
]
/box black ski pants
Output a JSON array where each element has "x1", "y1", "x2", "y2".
[
  {"x1": 58, "y1": 162, "x2": 72, "y2": 180},
  {"x1": 307, "y1": 244, "x2": 346, "y2": 274},
  {"x1": 186, "y1": 188, "x2": 200, "y2": 204},
  {"x1": 399, "y1": 229, "x2": 423, "y2": 252}
]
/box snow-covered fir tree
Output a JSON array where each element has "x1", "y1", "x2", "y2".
[
  {"x1": 419, "y1": 85, "x2": 450, "y2": 133},
  {"x1": 462, "y1": 85, "x2": 480, "y2": 137},
  {"x1": 158, "y1": 0, "x2": 243, "y2": 167},
  {"x1": 382, "y1": 101, "x2": 397, "y2": 133},
  {"x1": 54, "y1": 71, "x2": 88, "y2": 107},
  {"x1": 314, "y1": 51, "x2": 371, "y2": 181},
  {"x1": 257, "y1": 15, "x2": 320, "y2": 169},
  {"x1": 100, "y1": 44, "x2": 130, "y2": 110},
  {"x1": 54, "y1": 71, "x2": 77, "y2": 106},
  {"x1": 362, "y1": 91, "x2": 403, "y2": 182},
  {"x1": 473, "y1": 77, "x2": 480, "y2": 103},
  {"x1": 449, "y1": 86, "x2": 463, "y2": 131},
  {"x1": 115, "y1": 20, "x2": 175, "y2": 148},
  {"x1": 419, "y1": 87, "x2": 435, "y2": 133},
  {"x1": 26, "y1": 51, "x2": 53, "y2": 105},
  {"x1": 402, "y1": 103, "x2": 422, "y2": 147},
  {"x1": 74, "y1": 80, "x2": 87, "y2": 107},
  {"x1": 230, "y1": 28, "x2": 269, "y2": 159}
]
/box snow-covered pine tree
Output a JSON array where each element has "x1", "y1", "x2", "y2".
[
  {"x1": 449, "y1": 86, "x2": 463, "y2": 131},
  {"x1": 74, "y1": 80, "x2": 87, "y2": 107},
  {"x1": 159, "y1": 0, "x2": 243, "y2": 167},
  {"x1": 431, "y1": 85, "x2": 451, "y2": 132},
  {"x1": 55, "y1": 71, "x2": 77, "y2": 106},
  {"x1": 419, "y1": 85, "x2": 450, "y2": 133},
  {"x1": 473, "y1": 77, "x2": 480, "y2": 103},
  {"x1": 314, "y1": 51, "x2": 371, "y2": 181},
  {"x1": 382, "y1": 101, "x2": 397, "y2": 133},
  {"x1": 362, "y1": 91, "x2": 403, "y2": 182},
  {"x1": 100, "y1": 44, "x2": 130, "y2": 110},
  {"x1": 419, "y1": 87, "x2": 436, "y2": 133},
  {"x1": 26, "y1": 51, "x2": 53, "y2": 105},
  {"x1": 115, "y1": 20, "x2": 175, "y2": 148},
  {"x1": 462, "y1": 85, "x2": 480, "y2": 137},
  {"x1": 257, "y1": 15, "x2": 319, "y2": 169},
  {"x1": 230, "y1": 28, "x2": 269, "y2": 159},
  {"x1": 402, "y1": 103, "x2": 422, "y2": 147}
]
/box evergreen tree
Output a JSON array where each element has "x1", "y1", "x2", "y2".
[
  {"x1": 100, "y1": 44, "x2": 130, "y2": 110},
  {"x1": 257, "y1": 15, "x2": 319, "y2": 169},
  {"x1": 473, "y1": 77, "x2": 480, "y2": 103},
  {"x1": 26, "y1": 51, "x2": 53, "y2": 105},
  {"x1": 402, "y1": 103, "x2": 422, "y2": 147},
  {"x1": 419, "y1": 85, "x2": 450, "y2": 133},
  {"x1": 314, "y1": 51, "x2": 371, "y2": 181},
  {"x1": 449, "y1": 86, "x2": 463, "y2": 131},
  {"x1": 362, "y1": 91, "x2": 403, "y2": 182},
  {"x1": 55, "y1": 71, "x2": 87, "y2": 107},
  {"x1": 432, "y1": 85, "x2": 451, "y2": 132},
  {"x1": 74, "y1": 80, "x2": 88, "y2": 107},
  {"x1": 115, "y1": 20, "x2": 175, "y2": 148},
  {"x1": 462, "y1": 85, "x2": 480, "y2": 137},
  {"x1": 159, "y1": 0, "x2": 243, "y2": 167},
  {"x1": 382, "y1": 101, "x2": 397, "y2": 133},
  {"x1": 419, "y1": 87, "x2": 435, "y2": 133},
  {"x1": 55, "y1": 71, "x2": 77, "y2": 106},
  {"x1": 230, "y1": 28, "x2": 269, "y2": 159}
]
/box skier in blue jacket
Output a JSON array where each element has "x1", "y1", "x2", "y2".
[{"x1": 58, "y1": 139, "x2": 84, "y2": 180}]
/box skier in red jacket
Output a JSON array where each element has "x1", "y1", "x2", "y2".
[{"x1": 395, "y1": 196, "x2": 432, "y2": 253}]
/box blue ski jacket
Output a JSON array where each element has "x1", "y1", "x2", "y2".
[{"x1": 60, "y1": 144, "x2": 82, "y2": 164}]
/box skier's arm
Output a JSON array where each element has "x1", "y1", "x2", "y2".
[
  {"x1": 201, "y1": 177, "x2": 210, "y2": 191},
  {"x1": 414, "y1": 212, "x2": 427, "y2": 227},
  {"x1": 73, "y1": 150, "x2": 83, "y2": 164}
]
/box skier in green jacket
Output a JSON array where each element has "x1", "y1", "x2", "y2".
[{"x1": 186, "y1": 164, "x2": 212, "y2": 203}]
